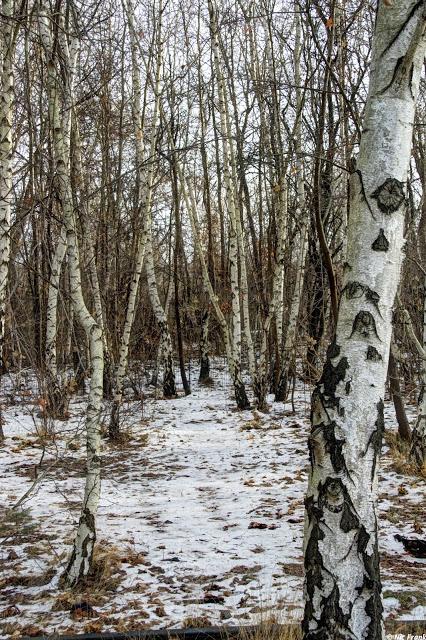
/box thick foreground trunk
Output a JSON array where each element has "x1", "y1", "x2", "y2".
[{"x1": 303, "y1": 3, "x2": 425, "y2": 639}]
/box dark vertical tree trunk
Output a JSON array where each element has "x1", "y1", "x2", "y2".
[
  {"x1": 388, "y1": 348, "x2": 411, "y2": 442},
  {"x1": 199, "y1": 309, "x2": 211, "y2": 383}
]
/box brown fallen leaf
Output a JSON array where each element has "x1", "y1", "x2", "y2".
[
  {"x1": 203, "y1": 592, "x2": 225, "y2": 604},
  {"x1": 154, "y1": 605, "x2": 166, "y2": 617},
  {"x1": 19, "y1": 626, "x2": 43, "y2": 637},
  {"x1": 0, "y1": 605, "x2": 20, "y2": 619},
  {"x1": 70, "y1": 602, "x2": 98, "y2": 620},
  {"x1": 248, "y1": 521, "x2": 268, "y2": 529}
]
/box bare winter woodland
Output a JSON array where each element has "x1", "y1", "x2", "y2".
[{"x1": 0, "y1": 0, "x2": 425, "y2": 639}]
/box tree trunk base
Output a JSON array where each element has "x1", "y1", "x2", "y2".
[
  {"x1": 234, "y1": 378, "x2": 250, "y2": 410},
  {"x1": 103, "y1": 353, "x2": 114, "y2": 400},
  {"x1": 46, "y1": 380, "x2": 69, "y2": 420},
  {"x1": 63, "y1": 509, "x2": 96, "y2": 588},
  {"x1": 109, "y1": 401, "x2": 121, "y2": 441},
  {"x1": 199, "y1": 356, "x2": 210, "y2": 383},
  {"x1": 254, "y1": 378, "x2": 269, "y2": 413},
  {"x1": 410, "y1": 418, "x2": 426, "y2": 471},
  {"x1": 163, "y1": 360, "x2": 177, "y2": 398},
  {"x1": 274, "y1": 368, "x2": 289, "y2": 402}
]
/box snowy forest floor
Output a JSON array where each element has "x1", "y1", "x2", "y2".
[{"x1": 0, "y1": 361, "x2": 425, "y2": 638}]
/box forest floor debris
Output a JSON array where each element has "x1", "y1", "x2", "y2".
[{"x1": 0, "y1": 368, "x2": 425, "y2": 637}]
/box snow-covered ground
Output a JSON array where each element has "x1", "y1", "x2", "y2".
[{"x1": 0, "y1": 364, "x2": 424, "y2": 637}]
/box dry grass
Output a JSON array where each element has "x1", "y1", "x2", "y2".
[
  {"x1": 240, "y1": 621, "x2": 301, "y2": 640},
  {"x1": 237, "y1": 619, "x2": 426, "y2": 640},
  {"x1": 182, "y1": 616, "x2": 213, "y2": 628},
  {"x1": 386, "y1": 620, "x2": 426, "y2": 635},
  {"x1": 57, "y1": 541, "x2": 125, "y2": 598},
  {"x1": 240, "y1": 412, "x2": 264, "y2": 431},
  {"x1": 384, "y1": 432, "x2": 426, "y2": 478},
  {"x1": 0, "y1": 508, "x2": 38, "y2": 544},
  {"x1": 81, "y1": 542, "x2": 125, "y2": 591}
]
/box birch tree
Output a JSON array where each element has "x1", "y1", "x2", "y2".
[
  {"x1": 275, "y1": 5, "x2": 308, "y2": 402},
  {"x1": 109, "y1": 0, "x2": 151, "y2": 437},
  {"x1": 303, "y1": 2, "x2": 426, "y2": 638},
  {"x1": 110, "y1": 0, "x2": 175, "y2": 439},
  {"x1": 44, "y1": 21, "x2": 78, "y2": 418},
  {"x1": 208, "y1": 0, "x2": 251, "y2": 410},
  {"x1": 0, "y1": 0, "x2": 16, "y2": 438},
  {"x1": 44, "y1": 226, "x2": 67, "y2": 416},
  {"x1": 38, "y1": 2, "x2": 104, "y2": 586}
]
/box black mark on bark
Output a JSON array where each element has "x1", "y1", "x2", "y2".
[
  {"x1": 309, "y1": 421, "x2": 349, "y2": 476},
  {"x1": 350, "y1": 311, "x2": 380, "y2": 340},
  {"x1": 366, "y1": 346, "x2": 382, "y2": 361},
  {"x1": 371, "y1": 228, "x2": 389, "y2": 252},
  {"x1": 371, "y1": 178, "x2": 405, "y2": 214},
  {"x1": 344, "y1": 282, "x2": 381, "y2": 317}
]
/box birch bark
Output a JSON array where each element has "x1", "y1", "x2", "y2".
[
  {"x1": 303, "y1": 2, "x2": 426, "y2": 638},
  {"x1": 0, "y1": 0, "x2": 15, "y2": 438},
  {"x1": 145, "y1": 224, "x2": 177, "y2": 398},
  {"x1": 45, "y1": 226, "x2": 68, "y2": 416},
  {"x1": 208, "y1": 0, "x2": 252, "y2": 408},
  {"x1": 141, "y1": 0, "x2": 176, "y2": 399},
  {"x1": 177, "y1": 162, "x2": 249, "y2": 409},
  {"x1": 275, "y1": 6, "x2": 308, "y2": 402},
  {"x1": 110, "y1": 0, "x2": 171, "y2": 437},
  {"x1": 38, "y1": 3, "x2": 104, "y2": 587},
  {"x1": 72, "y1": 117, "x2": 113, "y2": 399}
]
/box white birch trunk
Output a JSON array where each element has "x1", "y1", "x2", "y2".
[
  {"x1": 44, "y1": 227, "x2": 68, "y2": 416},
  {"x1": 110, "y1": 0, "x2": 167, "y2": 436},
  {"x1": 208, "y1": 0, "x2": 245, "y2": 375},
  {"x1": 274, "y1": 193, "x2": 286, "y2": 352},
  {"x1": 275, "y1": 6, "x2": 307, "y2": 403},
  {"x1": 145, "y1": 227, "x2": 176, "y2": 398},
  {"x1": 72, "y1": 117, "x2": 113, "y2": 398},
  {"x1": 45, "y1": 227, "x2": 67, "y2": 382},
  {"x1": 0, "y1": 0, "x2": 14, "y2": 439},
  {"x1": 412, "y1": 273, "x2": 426, "y2": 468},
  {"x1": 178, "y1": 165, "x2": 249, "y2": 409},
  {"x1": 150, "y1": 276, "x2": 172, "y2": 388},
  {"x1": 303, "y1": 3, "x2": 426, "y2": 638},
  {"x1": 255, "y1": 186, "x2": 288, "y2": 411},
  {"x1": 38, "y1": 4, "x2": 104, "y2": 587},
  {"x1": 44, "y1": 11, "x2": 78, "y2": 417},
  {"x1": 140, "y1": 2, "x2": 176, "y2": 399}
]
